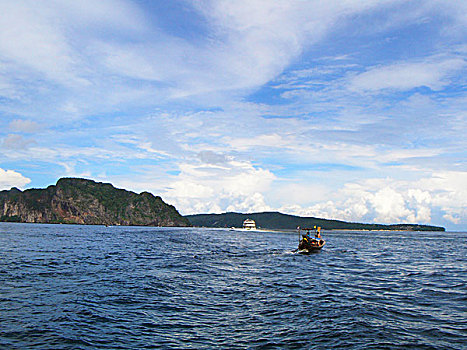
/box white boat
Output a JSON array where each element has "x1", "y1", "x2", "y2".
[{"x1": 243, "y1": 218, "x2": 256, "y2": 230}]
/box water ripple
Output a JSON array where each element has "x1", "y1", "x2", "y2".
[{"x1": 0, "y1": 224, "x2": 466, "y2": 349}]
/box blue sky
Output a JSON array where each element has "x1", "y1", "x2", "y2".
[{"x1": 0, "y1": 0, "x2": 466, "y2": 230}]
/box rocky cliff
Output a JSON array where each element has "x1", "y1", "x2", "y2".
[{"x1": 0, "y1": 178, "x2": 191, "y2": 227}]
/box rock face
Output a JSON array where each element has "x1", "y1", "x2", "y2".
[{"x1": 0, "y1": 178, "x2": 191, "y2": 227}]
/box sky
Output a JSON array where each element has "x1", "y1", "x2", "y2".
[{"x1": 0, "y1": 0, "x2": 466, "y2": 230}]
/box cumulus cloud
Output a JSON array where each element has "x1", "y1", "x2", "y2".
[
  {"x1": 370, "y1": 187, "x2": 414, "y2": 223},
  {"x1": 0, "y1": 168, "x2": 30, "y2": 190},
  {"x1": 162, "y1": 159, "x2": 275, "y2": 214},
  {"x1": 225, "y1": 192, "x2": 271, "y2": 213},
  {"x1": 281, "y1": 171, "x2": 466, "y2": 227}
]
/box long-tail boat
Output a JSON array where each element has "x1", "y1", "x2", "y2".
[{"x1": 297, "y1": 226, "x2": 325, "y2": 254}]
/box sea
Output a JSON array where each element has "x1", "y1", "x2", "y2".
[{"x1": 0, "y1": 223, "x2": 466, "y2": 349}]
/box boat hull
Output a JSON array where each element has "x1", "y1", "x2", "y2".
[{"x1": 298, "y1": 239, "x2": 325, "y2": 254}]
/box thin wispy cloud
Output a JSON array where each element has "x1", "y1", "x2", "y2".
[{"x1": 349, "y1": 57, "x2": 465, "y2": 92}]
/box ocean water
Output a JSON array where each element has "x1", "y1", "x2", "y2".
[{"x1": 0, "y1": 223, "x2": 466, "y2": 349}]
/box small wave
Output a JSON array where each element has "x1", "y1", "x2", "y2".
[{"x1": 1, "y1": 225, "x2": 466, "y2": 349}]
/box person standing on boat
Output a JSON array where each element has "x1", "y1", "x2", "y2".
[{"x1": 315, "y1": 227, "x2": 321, "y2": 239}]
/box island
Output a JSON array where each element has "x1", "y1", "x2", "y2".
[
  {"x1": 0, "y1": 178, "x2": 445, "y2": 231},
  {"x1": 0, "y1": 178, "x2": 191, "y2": 227},
  {"x1": 185, "y1": 212, "x2": 445, "y2": 231}
]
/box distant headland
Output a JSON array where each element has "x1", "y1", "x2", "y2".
[
  {"x1": 186, "y1": 212, "x2": 445, "y2": 231},
  {"x1": 0, "y1": 178, "x2": 445, "y2": 231},
  {"x1": 0, "y1": 178, "x2": 190, "y2": 227}
]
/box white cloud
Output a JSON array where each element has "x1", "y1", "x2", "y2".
[
  {"x1": 191, "y1": 0, "x2": 397, "y2": 92},
  {"x1": 111, "y1": 134, "x2": 172, "y2": 158},
  {"x1": 378, "y1": 149, "x2": 445, "y2": 164},
  {"x1": 0, "y1": 168, "x2": 31, "y2": 190},
  {"x1": 165, "y1": 180, "x2": 214, "y2": 199},
  {"x1": 0, "y1": 0, "x2": 463, "y2": 119},
  {"x1": 198, "y1": 151, "x2": 229, "y2": 165},
  {"x1": 162, "y1": 159, "x2": 275, "y2": 214},
  {"x1": 271, "y1": 183, "x2": 330, "y2": 206},
  {"x1": 223, "y1": 162, "x2": 275, "y2": 195},
  {"x1": 280, "y1": 171, "x2": 466, "y2": 227},
  {"x1": 225, "y1": 192, "x2": 271, "y2": 213},
  {"x1": 224, "y1": 133, "x2": 291, "y2": 151},
  {"x1": 0, "y1": 1, "x2": 82, "y2": 87},
  {"x1": 87, "y1": 0, "x2": 409, "y2": 100},
  {"x1": 51, "y1": 0, "x2": 145, "y2": 30},
  {"x1": 371, "y1": 187, "x2": 413, "y2": 223},
  {"x1": 349, "y1": 58, "x2": 465, "y2": 92},
  {"x1": 443, "y1": 213, "x2": 460, "y2": 225},
  {"x1": 419, "y1": 171, "x2": 467, "y2": 225},
  {"x1": 0, "y1": 0, "x2": 144, "y2": 86}
]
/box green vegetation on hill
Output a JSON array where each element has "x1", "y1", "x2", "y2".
[
  {"x1": 185, "y1": 211, "x2": 445, "y2": 231},
  {"x1": 0, "y1": 178, "x2": 190, "y2": 227}
]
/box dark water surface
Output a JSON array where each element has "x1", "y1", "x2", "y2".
[{"x1": 1, "y1": 223, "x2": 466, "y2": 349}]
